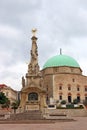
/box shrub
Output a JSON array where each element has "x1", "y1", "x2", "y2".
[
  {"x1": 73, "y1": 99, "x2": 79, "y2": 104},
  {"x1": 66, "y1": 104, "x2": 74, "y2": 109},
  {"x1": 61, "y1": 100, "x2": 66, "y2": 104}
]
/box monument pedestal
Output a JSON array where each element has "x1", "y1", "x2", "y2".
[{"x1": 25, "y1": 101, "x2": 40, "y2": 110}]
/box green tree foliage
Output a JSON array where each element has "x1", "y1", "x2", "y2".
[
  {"x1": 2, "y1": 99, "x2": 10, "y2": 109},
  {"x1": 11, "y1": 100, "x2": 20, "y2": 113},
  {"x1": 0, "y1": 92, "x2": 10, "y2": 108}
]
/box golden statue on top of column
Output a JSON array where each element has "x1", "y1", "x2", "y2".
[{"x1": 32, "y1": 29, "x2": 37, "y2": 36}]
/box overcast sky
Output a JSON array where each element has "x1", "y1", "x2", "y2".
[{"x1": 0, "y1": 0, "x2": 87, "y2": 91}]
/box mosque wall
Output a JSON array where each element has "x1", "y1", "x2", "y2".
[
  {"x1": 42, "y1": 67, "x2": 87, "y2": 103},
  {"x1": 43, "y1": 75, "x2": 53, "y2": 102},
  {"x1": 53, "y1": 73, "x2": 87, "y2": 102}
]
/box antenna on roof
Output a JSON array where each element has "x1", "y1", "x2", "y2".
[{"x1": 60, "y1": 48, "x2": 62, "y2": 55}]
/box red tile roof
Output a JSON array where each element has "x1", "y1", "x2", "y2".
[{"x1": 0, "y1": 84, "x2": 7, "y2": 88}]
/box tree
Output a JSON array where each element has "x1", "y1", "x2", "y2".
[
  {"x1": 11, "y1": 100, "x2": 20, "y2": 113},
  {"x1": 0, "y1": 92, "x2": 10, "y2": 108},
  {"x1": 2, "y1": 99, "x2": 10, "y2": 109}
]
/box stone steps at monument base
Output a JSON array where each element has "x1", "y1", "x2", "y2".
[{"x1": 9, "y1": 110, "x2": 44, "y2": 120}]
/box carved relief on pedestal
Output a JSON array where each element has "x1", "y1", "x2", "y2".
[{"x1": 29, "y1": 82, "x2": 36, "y2": 88}]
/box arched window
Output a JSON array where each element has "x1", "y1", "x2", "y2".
[
  {"x1": 77, "y1": 85, "x2": 80, "y2": 91},
  {"x1": 59, "y1": 83, "x2": 63, "y2": 90},
  {"x1": 85, "y1": 94, "x2": 87, "y2": 100},
  {"x1": 28, "y1": 92, "x2": 38, "y2": 101},
  {"x1": 77, "y1": 93, "x2": 80, "y2": 102},
  {"x1": 84, "y1": 86, "x2": 87, "y2": 91},
  {"x1": 68, "y1": 84, "x2": 71, "y2": 91},
  {"x1": 68, "y1": 87, "x2": 71, "y2": 90},
  {"x1": 59, "y1": 92, "x2": 62, "y2": 100},
  {"x1": 68, "y1": 93, "x2": 72, "y2": 103}
]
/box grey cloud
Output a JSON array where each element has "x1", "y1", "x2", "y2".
[{"x1": 0, "y1": 0, "x2": 87, "y2": 90}]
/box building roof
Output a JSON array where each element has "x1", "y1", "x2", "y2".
[
  {"x1": 43, "y1": 54, "x2": 80, "y2": 69},
  {"x1": 0, "y1": 84, "x2": 7, "y2": 88}
]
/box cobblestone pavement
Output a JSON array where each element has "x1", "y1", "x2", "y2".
[{"x1": 0, "y1": 117, "x2": 87, "y2": 130}]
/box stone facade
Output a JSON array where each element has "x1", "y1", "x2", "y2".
[
  {"x1": 47, "y1": 109, "x2": 87, "y2": 117},
  {"x1": 42, "y1": 65, "x2": 87, "y2": 103}
]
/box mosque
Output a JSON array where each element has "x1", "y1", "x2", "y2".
[{"x1": 20, "y1": 30, "x2": 87, "y2": 111}]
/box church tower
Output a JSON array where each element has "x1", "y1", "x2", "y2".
[{"x1": 20, "y1": 29, "x2": 46, "y2": 111}]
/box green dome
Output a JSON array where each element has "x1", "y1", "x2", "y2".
[{"x1": 43, "y1": 54, "x2": 80, "y2": 69}]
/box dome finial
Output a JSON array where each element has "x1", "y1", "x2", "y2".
[{"x1": 60, "y1": 48, "x2": 62, "y2": 55}]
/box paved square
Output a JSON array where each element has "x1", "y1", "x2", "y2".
[{"x1": 0, "y1": 117, "x2": 87, "y2": 130}]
